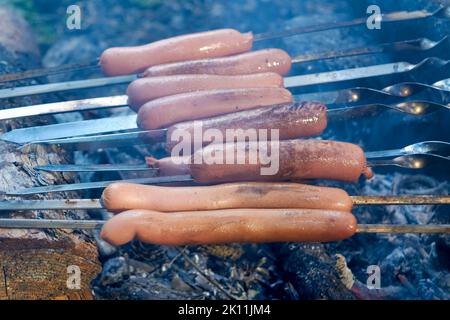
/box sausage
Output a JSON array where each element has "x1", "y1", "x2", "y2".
[
  {"x1": 142, "y1": 49, "x2": 292, "y2": 77},
  {"x1": 137, "y1": 87, "x2": 293, "y2": 129},
  {"x1": 101, "y1": 182, "x2": 353, "y2": 213},
  {"x1": 100, "y1": 208, "x2": 357, "y2": 246},
  {"x1": 100, "y1": 29, "x2": 253, "y2": 76},
  {"x1": 189, "y1": 139, "x2": 374, "y2": 183},
  {"x1": 146, "y1": 155, "x2": 191, "y2": 176},
  {"x1": 127, "y1": 73, "x2": 284, "y2": 111},
  {"x1": 145, "y1": 140, "x2": 373, "y2": 183},
  {"x1": 165, "y1": 101, "x2": 327, "y2": 152}
]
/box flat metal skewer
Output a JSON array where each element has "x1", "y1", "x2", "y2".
[
  {"x1": 0, "y1": 75, "x2": 137, "y2": 99},
  {"x1": 5, "y1": 141, "x2": 449, "y2": 195},
  {"x1": 2, "y1": 78, "x2": 448, "y2": 123},
  {"x1": 3, "y1": 98, "x2": 449, "y2": 145},
  {"x1": 25, "y1": 140, "x2": 450, "y2": 173},
  {"x1": 1, "y1": 54, "x2": 449, "y2": 101},
  {"x1": 0, "y1": 95, "x2": 128, "y2": 120},
  {"x1": 0, "y1": 218, "x2": 447, "y2": 234},
  {"x1": 0, "y1": 60, "x2": 408, "y2": 100},
  {"x1": 0, "y1": 199, "x2": 102, "y2": 210},
  {"x1": 1, "y1": 195, "x2": 449, "y2": 211},
  {"x1": 34, "y1": 164, "x2": 152, "y2": 172},
  {"x1": 0, "y1": 218, "x2": 105, "y2": 229},
  {"x1": 20, "y1": 130, "x2": 168, "y2": 151},
  {"x1": 4, "y1": 174, "x2": 194, "y2": 196}
]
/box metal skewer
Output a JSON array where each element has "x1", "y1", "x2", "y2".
[
  {"x1": 5, "y1": 99, "x2": 442, "y2": 148},
  {"x1": 0, "y1": 74, "x2": 137, "y2": 99},
  {"x1": 350, "y1": 195, "x2": 450, "y2": 205},
  {"x1": 3, "y1": 114, "x2": 139, "y2": 144},
  {"x1": 1, "y1": 6, "x2": 447, "y2": 84},
  {"x1": 0, "y1": 218, "x2": 105, "y2": 229},
  {"x1": 3, "y1": 99, "x2": 448, "y2": 146},
  {"x1": 355, "y1": 224, "x2": 450, "y2": 234},
  {"x1": 1, "y1": 195, "x2": 449, "y2": 211},
  {"x1": 31, "y1": 153, "x2": 447, "y2": 173},
  {"x1": 365, "y1": 141, "x2": 450, "y2": 160},
  {"x1": 291, "y1": 36, "x2": 450, "y2": 64},
  {"x1": 0, "y1": 59, "x2": 100, "y2": 83},
  {"x1": 285, "y1": 57, "x2": 450, "y2": 94},
  {"x1": 5, "y1": 175, "x2": 195, "y2": 195},
  {"x1": 34, "y1": 164, "x2": 152, "y2": 172},
  {"x1": 0, "y1": 95, "x2": 129, "y2": 121},
  {"x1": 28, "y1": 140, "x2": 450, "y2": 173},
  {"x1": 2, "y1": 78, "x2": 448, "y2": 123},
  {"x1": 300, "y1": 81, "x2": 450, "y2": 109},
  {"x1": 254, "y1": 6, "x2": 450, "y2": 41},
  {"x1": 0, "y1": 199, "x2": 102, "y2": 210},
  {"x1": 0, "y1": 54, "x2": 449, "y2": 100},
  {"x1": 20, "y1": 130, "x2": 168, "y2": 151},
  {"x1": 4, "y1": 141, "x2": 450, "y2": 195},
  {"x1": 0, "y1": 217, "x2": 447, "y2": 234}
]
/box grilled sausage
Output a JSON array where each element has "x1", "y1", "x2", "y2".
[
  {"x1": 190, "y1": 139, "x2": 374, "y2": 183},
  {"x1": 165, "y1": 101, "x2": 327, "y2": 152},
  {"x1": 101, "y1": 29, "x2": 253, "y2": 76},
  {"x1": 146, "y1": 155, "x2": 191, "y2": 176},
  {"x1": 147, "y1": 139, "x2": 373, "y2": 182},
  {"x1": 100, "y1": 208, "x2": 357, "y2": 246},
  {"x1": 142, "y1": 48, "x2": 292, "y2": 77},
  {"x1": 102, "y1": 182, "x2": 353, "y2": 212},
  {"x1": 137, "y1": 87, "x2": 293, "y2": 129},
  {"x1": 127, "y1": 73, "x2": 284, "y2": 110}
]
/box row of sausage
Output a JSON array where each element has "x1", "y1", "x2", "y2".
[{"x1": 96, "y1": 29, "x2": 372, "y2": 246}]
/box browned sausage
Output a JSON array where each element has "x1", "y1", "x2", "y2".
[
  {"x1": 101, "y1": 182, "x2": 353, "y2": 213},
  {"x1": 142, "y1": 49, "x2": 292, "y2": 77},
  {"x1": 137, "y1": 87, "x2": 293, "y2": 129},
  {"x1": 146, "y1": 139, "x2": 373, "y2": 182},
  {"x1": 100, "y1": 29, "x2": 253, "y2": 76},
  {"x1": 127, "y1": 73, "x2": 284, "y2": 111},
  {"x1": 190, "y1": 139, "x2": 374, "y2": 183},
  {"x1": 100, "y1": 208, "x2": 357, "y2": 246},
  {"x1": 164, "y1": 101, "x2": 327, "y2": 152},
  {"x1": 146, "y1": 155, "x2": 191, "y2": 176}
]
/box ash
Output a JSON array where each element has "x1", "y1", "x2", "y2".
[
  {"x1": 329, "y1": 173, "x2": 450, "y2": 299},
  {"x1": 10, "y1": 0, "x2": 449, "y2": 299}
]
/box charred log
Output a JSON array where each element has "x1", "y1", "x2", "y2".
[{"x1": 279, "y1": 243, "x2": 356, "y2": 299}]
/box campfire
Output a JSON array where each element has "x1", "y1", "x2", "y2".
[{"x1": 0, "y1": 0, "x2": 448, "y2": 300}]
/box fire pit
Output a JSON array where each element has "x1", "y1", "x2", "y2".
[{"x1": 0, "y1": 0, "x2": 448, "y2": 300}]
